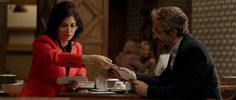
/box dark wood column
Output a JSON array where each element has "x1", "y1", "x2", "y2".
[
  {"x1": 0, "y1": 0, "x2": 8, "y2": 74},
  {"x1": 108, "y1": 0, "x2": 127, "y2": 61},
  {"x1": 36, "y1": 0, "x2": 56, "y2": 36}
]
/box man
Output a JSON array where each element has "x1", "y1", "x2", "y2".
[{"x1": 117, "y1": 6, "x2": 222, "y2": 99}]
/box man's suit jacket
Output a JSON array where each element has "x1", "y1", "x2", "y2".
[
  {"x1": 19, "y1": 35, "x2": 86, "y2": 97},
  {"x1": 138, "y1": 34, "x2": 221, "y2": 99}
]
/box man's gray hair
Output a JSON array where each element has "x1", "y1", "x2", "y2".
[{"x1": 151, "y1": 6, "x2": 189, "y2": 36}]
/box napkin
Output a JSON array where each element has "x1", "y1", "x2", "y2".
[{"x1": 112, "y1": 65, "x2": 136, "y2": 81}]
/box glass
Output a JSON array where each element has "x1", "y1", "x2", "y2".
[
  {"x1": 124, "y1": 81, "x2": 132, "y2": 94},
  {"x1": 95, "y1": 75, "x2": 106, "y2": 89},
  {"x1": 59, "y1": 24, "x2": 78, "y2": 31}
]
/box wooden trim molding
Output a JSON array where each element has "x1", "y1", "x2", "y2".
[
  {"x1": 7, "y1": 44, "x2": 32, "y2": 53},
  {"x1": 8, "y1": 0, "x2": 36, "y2": 5},
  {"x1": 8, "y1": 27, "x2": 36, "y2": 33}
]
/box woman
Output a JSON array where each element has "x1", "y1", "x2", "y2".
[
  {"x1": 137, "y1": 41, "x2": 156, "y2": 77},
  {"x1": 115, "y1": 39, "x2": 140, "y2": 70},
  {"x1": 19, "y1": 1, "x2": 113, "y2": 96}
]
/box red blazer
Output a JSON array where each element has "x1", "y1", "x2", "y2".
[{"x1": 19, "y1": 35, "x2": 86, "y2": 97}]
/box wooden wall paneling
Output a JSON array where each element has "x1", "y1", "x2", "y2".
[
  {"x1": 73, "y1": 0, "x2": 109, "y2": 80},
  {"x1": 75, "y1": 0, "x2": 107, "y2": 50}
]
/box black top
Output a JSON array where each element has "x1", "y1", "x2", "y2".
[{"x1": 137, "y1": 34, "x2": 222, "y2": 99}]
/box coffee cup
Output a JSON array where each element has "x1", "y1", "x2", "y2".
[
  {"x1": 106, "y1": 78, "x2": 119, "y2": 89},
  {"x1": 114, "y1": 81, "x2": 126, "y2": 90}
]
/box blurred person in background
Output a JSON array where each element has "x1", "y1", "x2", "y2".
[
  {"x1": 135, "y1": 40, "x2": 156, "y2": 77},
  {"x1": 115, "y1": 39, "x2": 141, "y2": 71}
]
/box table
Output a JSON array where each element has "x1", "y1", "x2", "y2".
[
  {"x1": 57, "y1": 92, "x2": 145, "y2": 100},
  {"x1": 57, "y1": 85, "x2": 236, "y2": 100},
  {"x1": 220, "y1": 85, "x2": 236, "y2": 100}
]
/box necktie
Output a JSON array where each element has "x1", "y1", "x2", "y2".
[
  {"x1": 170, "y1": 54, "x2": 175, "y2": 70},
  {"x1": 167, "y1": 54, "x2": 175, "y2": 70}
]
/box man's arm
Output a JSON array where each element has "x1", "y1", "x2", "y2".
[{"x1": 147, "y1": 47, "x2": 209, "y2": 98}]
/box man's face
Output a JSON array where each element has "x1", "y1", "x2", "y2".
[{"x1": 152, "y1": 20, "x2": 173, "y2": 51}]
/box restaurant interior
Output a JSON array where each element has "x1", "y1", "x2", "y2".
[{"x1": 0, "y1": 0, "x2": 235, "y2": 99}]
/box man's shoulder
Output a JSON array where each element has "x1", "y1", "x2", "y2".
[
  {"x1": 181, "y1": 34, "x2": 203, "y2": 49},
  {"x1": 178, "y1": 34, "x2": 210, "y2": 57}
]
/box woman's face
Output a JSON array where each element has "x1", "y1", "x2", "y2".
[
  {"x1": 142, "y1": 44, "x2": 151, "y2": 57},
  {"x1": 58, "y1": 16, "x2": 77, "y2": 43}
]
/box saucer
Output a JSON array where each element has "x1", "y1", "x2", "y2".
[
  {"x1": 110, "y1": 89, "x2": 127, "y2": 94},
  {"x1": 91, "y1": 88, "x2": 109, "y2": 92}
]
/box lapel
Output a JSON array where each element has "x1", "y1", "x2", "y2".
[{"x1": 170, "y1": 33, "x2": 192, "y2": 71}]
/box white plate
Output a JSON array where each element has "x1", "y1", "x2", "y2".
[{"x1": 0, "y1": 74, "x2": 16, "y2": 77}]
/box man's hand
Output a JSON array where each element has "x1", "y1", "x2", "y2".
[
  {"x1": 118, "y1": 67, "x2": 134, "y2": 75},
  {"x1": 82, "y1": 55, "x2": 114, "y2": 68},
  {"x1": 107, "y1": 67, "x2": 136, "y2": 81},
  {"x1": 132, "y1": 80, "x2": 148, "y2": 97}
]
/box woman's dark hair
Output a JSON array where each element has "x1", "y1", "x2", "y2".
[{"x1": 47, "y1": 1, "x2": 83, "y2": 41}]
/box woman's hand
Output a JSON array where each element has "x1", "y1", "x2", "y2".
[
  {"x1": 93, "y1": 55, "x2": 114, "y2": 67},
  {"x1": 82, "y1": 55, "x2": 114, "y2": 68}
]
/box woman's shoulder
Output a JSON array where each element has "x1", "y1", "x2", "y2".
[
  {"x1": 34, "y1": 35, "x2": 52, "y2": 43},
  {"x1": 33, "y1": 35, "x2": 57, "y2": 48},
  {"x1": 72, "y1": 41, "x2": 82, "y2": 48}
]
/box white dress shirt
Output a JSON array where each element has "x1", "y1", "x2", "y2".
[
  {"x1": 169, "y1": 37, "x2": 183, "y2": 70},
  {"x1": 131, "y1": 37, "x2": 183, "y2": 79}
]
